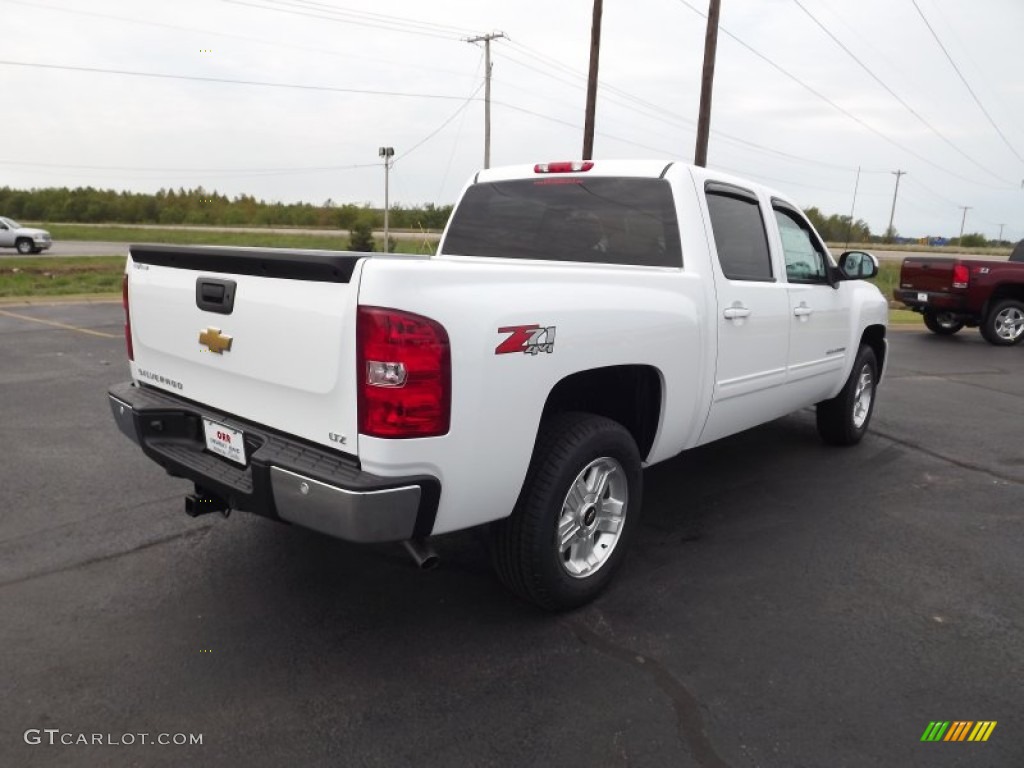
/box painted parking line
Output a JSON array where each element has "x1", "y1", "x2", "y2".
[{"x1": 0, "y1": 308, "x2": 119, "y2": 339}]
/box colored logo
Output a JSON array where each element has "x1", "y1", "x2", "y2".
[
  {"x1": 920, "y1": 721, "x2": 997, "y2": 742},
  {"x1": 496, "y1": 324, "x2": 556, "y2": 355},
  {"x1": 199, "y1": 327, "x2": 233, "y2": 354}
]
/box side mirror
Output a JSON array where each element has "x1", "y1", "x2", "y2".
[{"x1": 838, "y1": 250, "x2": 878, "y2": 280}]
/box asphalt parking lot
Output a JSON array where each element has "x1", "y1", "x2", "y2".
[{"x1": 1, "y1": 302, "x2": 1021, "y2": 768}]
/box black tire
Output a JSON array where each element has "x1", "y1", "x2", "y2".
[
  {"x1": 490, "y1": 412, "x2": 643, "y2": 611},
  {"x1": 15, "y1": 238, "x2": 33, "y2": 255},
  {"x1": 30, "y1": 247, "x2": 43, "y2": 254},
  {"x1": 817, "y1": 345, "x2": 878, "y2": 446},
  {"x1": 923, "y1": 309, "x2": 964, "y2": 336},
  {"x1": 979, "y1": 299, "x2": 1024, "y2": 346}
]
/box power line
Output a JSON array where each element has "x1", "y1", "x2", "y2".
[
  {"x1": 911, "y1": 0, "x2": 1024, "y2": 164},
  {"x1": 0, "y1": 59, "x2": 481, "y2": 101},
  {"x1": 2, "y1": 0, "x2": 478, "y2": 81},
  {"x1": 222, "y1": 0, "x2": 472, "y2": 41},
  {"x1": 394, "y1": 83, "x2": 484, "y2": 164},
  {"x1": 793, "y1": 0, "x2": 1012, "y2": 186},
  {"x1": 671, "y1": 0, "x2": 1013, "y2": 190},
  {"x1": 500, "y1": 42, "x2": 881, "y2": 174}
]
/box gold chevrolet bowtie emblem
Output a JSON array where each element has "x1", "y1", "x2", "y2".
[{"x1": 199, "y1": 327, "x2": 233, "y2": 354}]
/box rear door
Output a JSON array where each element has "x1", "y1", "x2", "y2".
[
  {"x1": 699, "y1": 182, "x2": 792, "y2": 445},
  {"x1": 127, "y1": 245, "x2": 365, "y2": 453}
]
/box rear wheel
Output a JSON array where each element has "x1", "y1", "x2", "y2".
[
  {"x1": 15, "y1": 238, "x2": 33, "y2": 255},
  {"x1": 490, "y1": 412, "x2": 642, "y2": 611},
  {"x1": 923, "y1": 309, "x2": 964, "y2": 336},
  {"x1": 980, "y1": 299, "x2": 1024, "y2": 346},
  {"x1": 817, "y1": 345, "x2": 878, "y2": 446}
]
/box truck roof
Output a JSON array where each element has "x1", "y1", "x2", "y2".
[
  {"x1": 475, "y1": 159, "x2": 675, "y2": 183},
  {"x1": 472, "y1": 160, "x2": 800, "y2": 211}
]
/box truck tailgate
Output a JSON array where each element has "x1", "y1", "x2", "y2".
[
  {"x1": 899, "y1": 257, "x2": 956, "y2": 293},
  {"x1": 127, "y1": 245, "x2": 365, "y2": 454}
]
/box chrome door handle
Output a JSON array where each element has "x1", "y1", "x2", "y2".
[{"x1": 723, "y1": 306, "x2": 751, "y2": 320}]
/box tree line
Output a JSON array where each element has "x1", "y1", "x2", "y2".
[
  {"x1": 0, "y1": 185, "x2": 1008, "y2": 247},
  {"x1": 0, "y1": 186, "x2": 452, "y2": 231}
]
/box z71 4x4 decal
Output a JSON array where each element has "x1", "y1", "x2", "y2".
[{"x1": 496, "y1": 325, "x2": 556, "y2": 355}]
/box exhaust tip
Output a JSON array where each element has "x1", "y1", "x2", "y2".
[{"x1": 403, "y1": 539, "x2": 439, "y2": 571}]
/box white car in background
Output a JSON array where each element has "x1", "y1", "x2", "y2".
[{"x1": 0, "y1": 216, "x2": 53, "y2": 254}]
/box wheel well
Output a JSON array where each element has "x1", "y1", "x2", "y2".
[
  {"x1": 861, "y1": 324, "x2": 886, "y2": 372},
  {"x1": 541, "y1": 365, "x2": 662, "y2": 461},
  {"x1": 989, "y1": 283, "x2": 1024, "y2": 304}
]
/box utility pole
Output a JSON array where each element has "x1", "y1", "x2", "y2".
[
  {"x1": 998, "y1": 223, "x2": 1005, "y2": 243},
  {"x1": 694, "y1": 0, "x2": 722, "y2": 167},
  {"x1": 378, "y1": 146, "x2": 394, "y2": 252},
  {"x1": 958, "y1": 205, "x2": 972, "y2": 244},
  {"x1": 464, "y1": 32, "x2": 507, "y2": 169},
  {"x1": 887, "y1": 170, "x2": 906, "y2": 243},
  {"x1": 582, "y1": 0, "x2": 603, "y2": 160},
  {"x1": 845, "y1": 166, "x2": 861, "y2": 248}
]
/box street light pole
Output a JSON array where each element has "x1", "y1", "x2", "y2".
[{"x1": 378, "y1": 146, "x2": 394, "y2": 253}]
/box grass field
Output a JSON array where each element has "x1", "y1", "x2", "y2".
[{"x1": 0, "y1": 257, "x2": 125, "y2": 298}]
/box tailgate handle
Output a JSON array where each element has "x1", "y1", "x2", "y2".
[{"x1": 196, "y1": 278, "x2": 236, "y2": 315}]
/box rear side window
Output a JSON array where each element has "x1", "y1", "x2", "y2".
[
  {"x1": 705, "y1": 186, "x2": 773, "y2": 281},
  {"x1": 441, "y1": 177, "x2": 683, "y2": 268},
  {"x1": 1011, "y1": 240, "x2": 1024, "y2": 263}
]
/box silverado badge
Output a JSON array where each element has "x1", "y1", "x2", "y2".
[{"x1": 199, "y1": 327, "x2": 233, "y2": 354}]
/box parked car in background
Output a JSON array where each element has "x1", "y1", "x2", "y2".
[
  {"x1": 894, "y1": 244, "x2": 1024, "y2": 345},
  {"x1": 0, "y1": 217, "x2": 52, "y2": 254}
]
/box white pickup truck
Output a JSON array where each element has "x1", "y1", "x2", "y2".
[{"x1": 109, "y1": 160, "x2": 888, "y2": 610}]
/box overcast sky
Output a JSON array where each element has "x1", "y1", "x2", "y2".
[{"x1": 4, "y1": 0, "x2": 1023, "y2": 240}]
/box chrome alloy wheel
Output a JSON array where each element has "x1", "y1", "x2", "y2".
[
  {"x1": 852, "y1": 364, "x2": 874, "y2": 429},
  {"x1": 557, "y1": 457, "x2": 628, "y2": 579},
  {"x1": 994, "y1": 306, "x2": 1024, "y2": 342}
]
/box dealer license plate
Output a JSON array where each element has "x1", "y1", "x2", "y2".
[
  {"x1": 917, "y1": 292, "x2": 928, "y2": 302},
  {"x1": 203, "y1": 419, "x2": 247, "y2": 466}
]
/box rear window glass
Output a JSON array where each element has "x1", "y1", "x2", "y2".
[
  {"x1": 705, "y1": 190, "x2": 773, "y2": 281},
  {"x1": 440, "y1": 177, "x2": 683, "y2": 268},
  {"x1": 1011, "y1": 240, "x2": 1024, "y2": 263}
]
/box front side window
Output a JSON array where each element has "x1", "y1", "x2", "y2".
[
  {"x1": 705, "y1": 187, "x2": 773, "y2": 281},
  {"x1": 774, "y1": 208, "x2": 829, "y2": 283},
  {"x1": 441, "y1": 177, "x2": 683, "y2": 268}
]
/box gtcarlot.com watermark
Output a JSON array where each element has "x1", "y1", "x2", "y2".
[{"x1": 24, "y1": 729, "x2": 202, "y2": 747}]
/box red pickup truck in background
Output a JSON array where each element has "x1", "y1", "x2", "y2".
[{"x1": 893, "y1": 240, "x2": 1024, "y2": 346}]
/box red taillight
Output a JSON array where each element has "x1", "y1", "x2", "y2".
[
  {"x1": 534, "y1": 161, "x2": 594, "y2": 173},
  {"x1": 122, "y1": 274, "x2": 134, "y2": 361},
  {"x1": 357, "y1": 306, "x2": 450, "y2": 438},
  {"x1": 952, "y1": 263, "x2": 970, "y2": 289}
]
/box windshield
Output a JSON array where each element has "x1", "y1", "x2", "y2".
[
  {"x1": 441, "y1": 177, "x2": 682, "y2": 268},
  {"x1": 1, "y1": 217, "x2": 22, "y2": 229}
]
